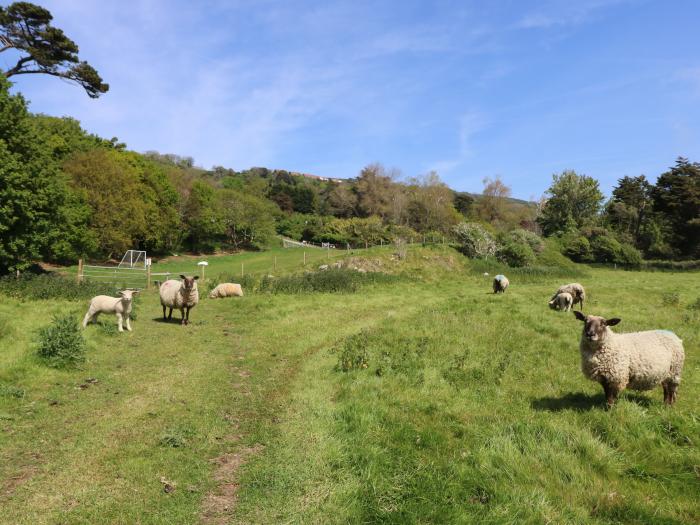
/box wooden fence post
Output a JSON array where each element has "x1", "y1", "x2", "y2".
[
  {"x1": 147, "y1": 265, "x2": 151, "y2": 289},
  {"x1": 303, "y1": 251, "x2": 306, "y2": 266},
  {"x1": 274, "y1": 256, "x2": 277, "y2": 271},
  {"x1": 241, "y1": 262, "x2": 244, "y2": 277},
  {"x1": 77, "y1": 259, "x2": 83, "y2": 283}
]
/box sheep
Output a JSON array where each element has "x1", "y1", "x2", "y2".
[
  {"x1": 573, "y1": 311, "x2": 685, "y2": 407},
  {"x1": 549, "y1": 292, "x2": 574, "y2": 312},
  {"x1": 82, "y1": 289, "x2": 139, "y2": 332},
  {"x1": 160, "y1": 275, "x2": 199, "y2": 325},
  {"x1": 493, "y1": 274, "x2": 509, "y2": 294},
  {"x1": 553, "y1": 283, "x2": 585, "y2": 310},
  {"x1": 209, "y1": 282, "x2": 244, "y2": 299}
]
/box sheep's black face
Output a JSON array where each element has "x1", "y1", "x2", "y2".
[
  {"x1": 574, "y1": 312, "x2": 621, "y2": 342},
  {"x1": 179, "y1": 275, "x2": 199, "y2": 290}
]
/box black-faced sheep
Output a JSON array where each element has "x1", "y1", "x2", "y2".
[
  {"x1": 493, "y1": 274, "x2": 509, "y2": 294},
  {"x1": 574, "y1": 311, "x2": 685, "y2": 407},
  {"x1": 160, "y1": 275, "x2": 199, "y2": 325}
]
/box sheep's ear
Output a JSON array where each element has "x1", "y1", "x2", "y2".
[
  {"x1": 117, "y1": 290, "x2": 125, "y2": 297},
  {"x1": 606, "y1": 318, "x2": 621, "y2": 326},
  {"x1": 180, "y1": 274, "x2": 187, "y2": 280},
  {"x1": 193, "y1": 275, "x2": 199, "y2": 280},
  {"x1": 573, "y1": 311, "x2": 586, "y2": 322},
  {"x1": 132, "y1": 290, "x2": 139, "y2": 295}
]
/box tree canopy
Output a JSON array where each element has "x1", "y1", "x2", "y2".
[{"x1": 0, "y1": 2, "x2": 108, "y2": 97}]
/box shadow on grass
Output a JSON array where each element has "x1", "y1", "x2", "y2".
[
  {"x1": 532, "y1": 391, "x2": 655, "y2": 412},
  {"x1": 151, "y1": 317, "x2": 185, "y2": 324}
]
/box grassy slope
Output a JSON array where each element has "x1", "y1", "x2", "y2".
[{"x1": 0, "y1": 248, "x2": 698, "y2": 524}]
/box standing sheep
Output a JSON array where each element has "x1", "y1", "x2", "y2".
[
  {"x1": 82, "y1": 289, "x2": 139, "y2": 332},
  {"x1": 549, "y1": 292, "x2": 574, "y2": 312},
  {"x1": 574, "y1": 311, "x2": 685, "y2": 407},
  {"x1": 493, "y1": 274, "x2": 509, "y2": 294},
  {"x1": 209, "y1": 283, "x2": 244, "y2": 299},
  {"x1": 553, "y1": 283, "x2": 585, "y2": 310},
  {"x1": 160, "y1": 275, "x2": 199, "y2": 325}
]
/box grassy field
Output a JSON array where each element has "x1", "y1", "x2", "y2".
[{"x1": 0, "y1": 246, "x2": 698, "y2": 524}]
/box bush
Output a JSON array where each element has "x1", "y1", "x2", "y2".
[
  {"x1": 0, "y1": 274, "x2": 115, "y2": 301},
  {"x1": 452, "y1": 223, "x2": 498, "y2": 258},
  {"x1": 37, "y1": 313, "x2": 87, "y2": 368},
  {"x1": 508, "y1": 229, "x2": 545, "y2": 254},
  {"x1": 562, "y1": 236, "x2": 593, "y2": 263},
  {"x1": 497, "y1": 241, "x2": 536, "y2": 267}
]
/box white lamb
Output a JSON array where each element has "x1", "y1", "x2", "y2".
[
  {"x1": 553, "y1": 283, "x2": 585, "y2": 310},
  {"x1": 574, "y1": 311, "x2": 685, "y2": 407},
  {"x1": 82, "y1": 289, "x2": 139, "y2": 332},
  {"x1": 160, "y1": 275, "x2": 199, "y2": 325},
  {"x1": 549, "y1": 292, "x2": 573, "y2": 312},
  {"x1": 209, "y1": 282, "x2": 244, "y2": 299}
]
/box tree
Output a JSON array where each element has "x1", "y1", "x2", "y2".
[
  {"x1": 652, "y1": 158, "x2": 700, "y2": 257},
  {"x1": 453, "y1": 192, "x2": 474, "y2": 217},
  {"x1": 324, "y1": 182, "x2": 357, "y2": 218},
  {"x1": 537, "y1": 170, "x2": 604, "y2": 236},
  {"x1": 183, "y1": 180, "x2": 223, "y2": 252},
  {"x1": 356, "y1": 164, "x2": 394, "y2": 219},
  {"x1": 604, "y1": 175, "x2": 653, "y2": 246},
  {"x1": 0, "y1": 2, "x2": 108, "y2": 97},
  {"x1": 405, "y1": 172, "x2": 460, "y2": 233},
  {"x1": 475, "y1": 176, "x2": 511, "y2": 225},
  {"x1": 218, "y1": 189, "x2": 276, "y2": 250}
]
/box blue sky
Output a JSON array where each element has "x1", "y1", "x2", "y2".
[{"x1": 5, "y1": 0, "x2": 700, "y2": 199}]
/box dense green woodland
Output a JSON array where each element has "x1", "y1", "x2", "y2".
[{"x1": 0, "y1": 76, "x2": 699, "y2": 275}]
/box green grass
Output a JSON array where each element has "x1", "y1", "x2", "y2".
[{"x1": 0, "y1": 246, "x2": 698, "y2": 524}]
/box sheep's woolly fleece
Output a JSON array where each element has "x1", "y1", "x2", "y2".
[
  {"x1": 159, "y1": 279, "x2": 199, "y2": 309},
  {"x1": 209, "y1": 283, "x2": 244, "y2": 299}
]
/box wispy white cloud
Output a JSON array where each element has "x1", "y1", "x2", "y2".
[{"x1": 427, "y1": 112, "x2": 485, "y2": 175}]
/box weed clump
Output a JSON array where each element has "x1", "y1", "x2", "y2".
[
  {"x1": 336, "y1": 331, "x2": 370, "y2": 372},
  {"x1": 661, "y1": 292, "x2": 680, "y2": 307},
  {"x1": 0, "y1": 383, "x2": 25, "y2": 399},
  {"x1": 36, "y1": 313, "x2": 87, "y2": 368},
  {"x1": 159, "y1": 427, "x2": 194, "y2": 448}
]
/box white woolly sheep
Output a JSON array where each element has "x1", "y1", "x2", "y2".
[
  {"x1": 549, "y1": 292, "x2": 573, "y2": 312},
  {"x1": 574, "y1": 311, "x2": 685, "y2": 407},
  {"x1": 493, "y1": 274, "x2": 509, "y2": 294},
  {"x1": 553, "y1": 283, "x2": 585, "y2": 310},
  {"x1": 209, "y1": 282, "x2": 244, "y2": 299},
  {"x1": 160, "y1": 275, "x2": 199, "y2": 325},
  {"x1": 82, "y1": 289, "x2": 139, "y2": 332}
]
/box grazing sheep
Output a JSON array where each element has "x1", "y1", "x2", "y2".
[
  {"x1": 82, "y1": 289, "x2": 139, "y2": 332},
  {"x1": 574, "y1": 311, "x2": 685, "y2": 407},
  {"x1": 160, "y1": 275, "x2": 199, "y2": 325},
  {"x1": 549, "y1": 292, "x2": 574, "y2": 312},
  {"x1": 493, "y1": 274, "x2": 509, "y2": 294},
  {"x1": 553, "y1": 283, "x2": 585, "y2": 310},
  {"x1": 209, "y1": 282, "x2": 244, "y2": 299}
]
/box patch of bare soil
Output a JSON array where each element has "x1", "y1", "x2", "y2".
[{"x1": 200, "y1": 444, "x2": 264, "y2": 524}]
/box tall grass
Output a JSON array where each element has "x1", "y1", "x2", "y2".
[{"x1": 0, "y1": 274, "x2": 116, "y2": 301}]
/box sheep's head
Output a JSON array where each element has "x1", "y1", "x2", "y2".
[
  {"x1": 574, "y1": 311, "x2": 620, "y2": 342},
  {"x1": 117, "y1": 289, "x2": 139, "y2": 302},
  {"x1": 179, "y1": 275, "x2": 199, "y2": 291},
  {"x1": 548, "y1": 299, "x2": 557, "y2": 310}
]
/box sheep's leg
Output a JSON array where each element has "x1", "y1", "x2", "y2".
[
  {"x1": 168, "y1": 307, "x2": 173, "y2": 320},
  {"x1": 125, "y1": 316, "x2": 132, "y2": 331},
  {"x1": 162, "y1": 304, "x2": 167, "y2": 320},
  {"x1": 82, "y1": 310, "x2": 93, "y2": 328},
  {"x1": 180, "y1": 308, "x2": 186, "y2": 325},
  {"x1": 185, "y1": 306, "x2": 191, "y2": 325},
  {"x1": 601, "y1": 380, "x2": 619, "y2": 408},
  {"x1": 116, "y1": 312, "x2": 124, "y2": 333},
  {"x1": 663, "y1": 381, "x2": 678, "y2": 405}
]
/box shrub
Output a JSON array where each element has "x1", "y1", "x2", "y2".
[
  {"x1": 590, "y1": 235, "x2": 623, "y2": 263},
  {"x1": 562, "y1": 236, "x2": 593, "y2": 263},
  {"x1": 259, "y1": 268, "x2": 396, "y2": 294},
  {"x1": 497, "y1": 241, "x2": 536, "y2": 267},
  {"x1": 452, "y1": 223, "x2": 498, "y2": 258},
  {"x1": 37, "y1": 313, "x2": 87, "y2": 368},
  {"x1": 508, "y1": 229, "x2": 545, "y2": 254},
  {"x1": 616, "y1": 242, "x2": 643, "y2": 266},
  {"x1": 0, "y1": 274, "x2": 115, "y2": 301}
]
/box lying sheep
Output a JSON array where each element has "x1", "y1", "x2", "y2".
[
  {"x1": 553, "y1": 283, "x2": 585, "y2": 310},
  {"x1": 574, "y1": 311, "x2": 685, "y2": 407},
  {"x1": 209, "y1": 282, "x2": 244, "y2": 299},
  {"x1": 493, "y1": 274, "x2": 509, "y2": 294},
  {"x1": 549, "y1": 292, "x2": 573, "y2": 312},
  {"x1": 160, "y1": 275, "x2": 199, "y2": 325},
  {"x1": 82, "y1": 289, "x2": 139, "y2": 332}
]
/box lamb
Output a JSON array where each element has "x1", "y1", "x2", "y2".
[
  {"x1": 209, "y1": 282, "x2": 244, "y2": 299},
  {"x1": 493, "y1": 274, "x2": 509, "y2": 294},
  {"x1": 573, "y1": 311, "x2": 685, "y2": 407},
  {"x1": 160, "y1": 275, "x2": 199, "y2": 325},
  {"x1": 82, "y1": 289, "x2": 139, "y2": 332},
  {"x1": 553, "y1": 283, "x2": 585, "y2": 310},
  {"x1": 549, "y1": 292, "x2": 574, "y2": 312}
]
